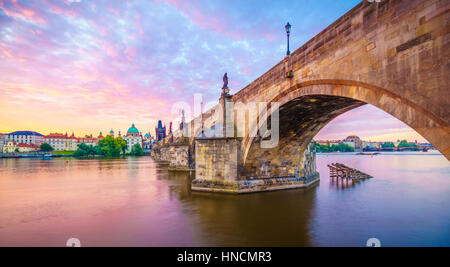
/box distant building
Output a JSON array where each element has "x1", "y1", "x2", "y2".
[
  {"x1": 0, "y1": 133, "x2": 5, "y2": 152},
  {"x1": 44, "y1": 133, "x2": 67, "y2": 151},
  {"x1": 419, "y1": 142, "x2": 434, "y2": 149},
  {"x1": 155, "y1": 120, "x2": 166, "y2": 141},
  {"x1": 123, "y1": 123, "x2": 143, "y2": 153},
  {"x1": 41, "y1": 131, "x2": 106, "y2": 151},
  {"x1": 126, "y1": 123, "x2": 140, "y2": 137},
  {"x1": 65, "y1": 132, "x2": 79, "y2": 151},
  {"x1": 316, "y1": 140, "x2": 331, "y2": 146},
  {"x1": 179, "y1": 109, "x2": 186, "y2": 130},
  {"x1": 2, "y1": 141, "x2": 18, "y2": 153},
  {"x1": 362, "y1": 141, "x2": 380, "y2": 149},
  {"x1": 6, "y1": 131, "x2": 44, "y2": 146},
  {"x1": 78, "y1": 136, "x2": 98, "y2": 146},
  {"x1": 343, "y1": 135, "x2": 362, "y2": 150},
  {"x1": 143, "y1": 132, "x2": 153, "y2": 151},
  {"x1": 17, "y1": 143, "x2": 40, "y2": 152},
  {"x1": 2, "y1": 141, "x2": 38, "y2": 153}
]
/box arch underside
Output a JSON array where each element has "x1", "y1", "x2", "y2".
[
  {"x1": 242, "y1": 82, "x2": 450, "y2": 179},
  {"x1": 242, "y1": 95, "x2": 364, "y2": 179}
]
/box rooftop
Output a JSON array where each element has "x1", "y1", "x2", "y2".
[
  {"x1": 17, "y1": 143, "x2": 39, "y2": 148},
  {"x1": 127, "y1": 123, "x2": 139, "y2": 133},
  {"x1": 8, "y1": 131, "x2": 43, "y2": 136}
]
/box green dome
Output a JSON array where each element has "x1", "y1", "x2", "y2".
[{"x1": 127, "y1": 123, "x2": 139, "y2": 133}]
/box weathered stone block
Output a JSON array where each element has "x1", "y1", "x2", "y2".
[{"x1": 192, "y1": 138, "x2": 319, "y2": 194}]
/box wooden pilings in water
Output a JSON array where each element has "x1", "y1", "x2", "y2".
[{"x1": 327, "y1": 163, "x2": 373, "y2": 182}]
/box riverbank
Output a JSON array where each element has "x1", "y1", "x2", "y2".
[
  {"x1": 52, "y1": 151, "x2": 75, "y2": 156},
  {"x1": 0, "y1": 152, "x2": 59, "y2": 158},
  {"x1": 0, "y1": 152, "x2": 149, "y2": 159}
]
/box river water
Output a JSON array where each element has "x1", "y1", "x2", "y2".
[{"x1": 0, "y1": 152, "x2": 449, "y2": 246}]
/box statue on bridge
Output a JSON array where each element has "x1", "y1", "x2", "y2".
[{"x1": 222, "y1": 72, "x2": 230, "y2": 96}]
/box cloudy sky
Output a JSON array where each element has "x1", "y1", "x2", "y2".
[{"x1": 0, "y1": 0, "x2": 428, "y2": 142}]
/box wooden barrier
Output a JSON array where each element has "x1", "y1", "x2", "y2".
[{"x1": 327, "y1": 163, "x2": 373, "y2": 182}]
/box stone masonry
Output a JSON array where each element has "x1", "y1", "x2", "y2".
[{"x1": 192, "y1": 140, "x2": 319, "y2": 193}]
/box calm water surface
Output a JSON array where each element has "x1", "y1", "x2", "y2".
[{"x1": 0, "y1": 152, "x2": 449, "y2": 246}]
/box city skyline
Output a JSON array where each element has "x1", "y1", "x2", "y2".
[
  {"x1": 0, "y1": 113, "x2": 429, "y2": 144},
  {"x1": 0, "y1": 0, "x2": 427, "y2": 143}
]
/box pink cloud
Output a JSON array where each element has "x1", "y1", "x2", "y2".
[
  {"x1": 124, "y1": 46, "x2": 137, "y2": 62},
  {"x1": 0, "y1": 0, "x2": 48, "y2": 25},
  {"x1": 43, "y1": 0, "x2": 79, "y2": 18},
  {"x1": 107, "y1": 6, "x2": 119, "y2": 17},
  {"x1": 88, "y1": 18, "x2": 110, "y2": 36}
]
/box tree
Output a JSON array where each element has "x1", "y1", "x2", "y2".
[
  {"x1": 381, "y1": 142, "x2": 395, "y2": 148},
  {"x1": 72, "y1": 136, "x2": 129, "y2": 158},
  {"x1": 74, "y1": 143, "x2": 96, "y2": 157},
  {"x1": 130, "y1": 143, "x2": 143, "y2": 156},
  {"x1": 115, "y1": 136, "x2": 127, "y2": 155},
  {"x1": 397, "y1": 140, "x2": 419, "y2": 151},
  {"x1": 95, "y1": 145, "x2": 103, "y2": 155},
  {"x1": 398, "y1": 140, "x2": 417, "y2": 148},
  {"x1": 96, "y1": 135, "x2": 127, "y2": 157},
  {"x1": 335, "y1": 143, "x2": 355, "y2": 152},
  {"x1": 40, "y1": 143, "x2": 53, "y2": 152},
  {"x1": 315, "y1": 143, "x2": 354, "y2": 153},
  {"x1": 97, "y1": 136, "x2": 119, "y2": 157}
]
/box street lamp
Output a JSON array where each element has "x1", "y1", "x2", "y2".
[{"x1": 285, "y1": 22, "x2": 291, "y2": 56}]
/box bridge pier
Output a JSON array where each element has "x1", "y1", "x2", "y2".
[
  {"x1": 151, "y1": 146, "x2": 170, "y2": 163},
  {"x1": 167, "y1": 144, "x2": 194, "y2": 171},
  {"x1": 191, "y1": 139, "x2": 319, "y2": 194},
  {"x1": 151, "y1": 139, "x2": 194, "y2": 171}
]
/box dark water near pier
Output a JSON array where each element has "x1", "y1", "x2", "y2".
[{"x1": 0, "y1": 152, "x2": 449, "y2": 246}]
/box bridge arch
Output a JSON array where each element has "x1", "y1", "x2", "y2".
[{"x1": 241, "y1": 80, "x2": 449, "y2": 178}]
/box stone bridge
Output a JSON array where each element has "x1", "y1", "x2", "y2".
[{"x1": 152, "y1": 0, "x2": 450, "y2": 193}]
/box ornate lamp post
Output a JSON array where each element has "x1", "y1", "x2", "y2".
[{"x1": 285, "y1": 22, "x2": 291, "y2": 56}]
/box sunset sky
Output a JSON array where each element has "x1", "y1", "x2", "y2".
[{"x1": 0, "y1": 0, "x2": 428, "y2": 142}]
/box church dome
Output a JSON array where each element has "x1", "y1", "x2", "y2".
[{"x1": 127, "y1": 123, "x2": 139, "y2": 134}]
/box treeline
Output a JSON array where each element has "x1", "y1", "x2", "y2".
[
  {"x1": 381, "y1": 140, "x2": 418, "y2": 148},
  {"x1": 315, "y1": 143, "x2": 355, "y2": 153},
  {"x1": 74, "y1": 136, "x2": 143, "y2": 157},
  {"x1": 379, "y1": 140, "x2": 420, "y2": 150}
]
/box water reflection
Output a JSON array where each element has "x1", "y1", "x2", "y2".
[
  {"x1": 0, "y1": 153, "x2": 449, "y2": 246},
  {"x1": 161, "y1": 168, "x2": 317, "y2": 246},
  {"x1": 328, "y1": 177, "x2": 371, "y2": 190},
  {"x1": 188, "y1": 186, "x2": 317, "y2": 246}
]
